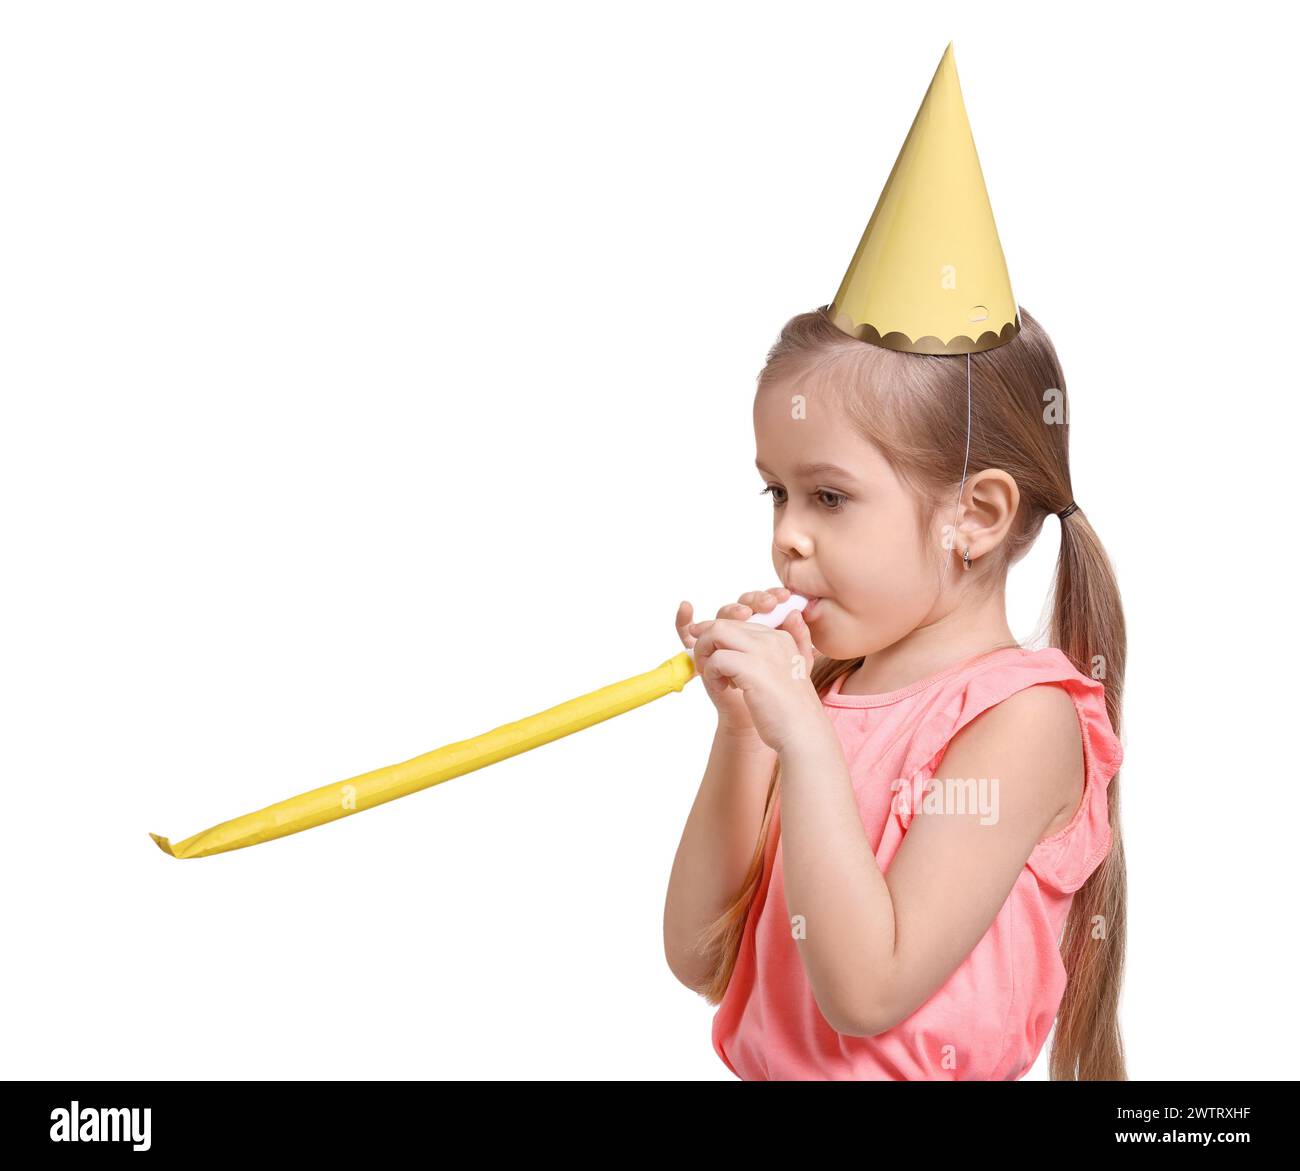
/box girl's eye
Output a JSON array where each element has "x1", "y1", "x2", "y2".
[{"x1": 759, "y1": 485, "x2": 847, "y2": 513}]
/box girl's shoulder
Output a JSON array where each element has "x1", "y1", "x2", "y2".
[
  {"x1": 900, "y1": 646, "x2": 1124, "y2": 892},
  {"x1": 908, "y1": 647, "x2": 1119, "y2": 760}
]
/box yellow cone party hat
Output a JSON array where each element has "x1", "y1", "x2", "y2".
[{"x1": 830, "y1": 43, "x2": 1019, "y2": 355}]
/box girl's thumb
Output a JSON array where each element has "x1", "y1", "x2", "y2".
[{"x1": 786, "y1": 611, "x2": 815, "y2": 666}]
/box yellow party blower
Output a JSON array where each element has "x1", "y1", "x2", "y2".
[
  {"x1": 150, "y1": 596, "x2": 808, "y2": 859},
  {"x1": 152, "y1": 38, "x2": 1009, "y2": 861}
]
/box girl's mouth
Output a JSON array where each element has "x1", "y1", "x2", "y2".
[{"x1": 803, "y1": 596, "x2": 822, "y2": 620}]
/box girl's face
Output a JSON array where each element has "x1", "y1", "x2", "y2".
[{"x1": 753, "y1": 379, "x2": 945, "y2": 661}]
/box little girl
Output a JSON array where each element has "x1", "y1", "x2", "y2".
[{"x1": 663, "y1": 305, "x2": 1126, "y2": 1080}]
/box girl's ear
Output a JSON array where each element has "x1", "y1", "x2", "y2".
[{"x1": 960, "y1": 469, "x2": 1020, "y2": 558}]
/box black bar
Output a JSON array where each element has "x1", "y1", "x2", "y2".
[{"x1": 5, "y1": 1079, "x2": 1292, "y2": 1154}]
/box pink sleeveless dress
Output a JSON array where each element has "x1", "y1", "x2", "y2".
[{"x1": 711, "y1": 645, "x2": 1124, "y2": 1080}]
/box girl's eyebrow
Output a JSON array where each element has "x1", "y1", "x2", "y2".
[{"x1": 755, "y1": 459, "x2": 860, "y2": 484}]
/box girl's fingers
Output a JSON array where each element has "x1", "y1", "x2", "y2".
[
  {"x1": 700, "y1": 647, "x2": 743, "y2": 686},
  {"x1": 781, "y1": 611, "x2": 816, "y2": 669},
  {"x1": 690, "y1": 617, "x2": 771, "y2": 659},
  {"x1": 684, "y1": 587, "x2": 796, "y2": 644},
  {"x1": 738, "y1": 586, "x2": 792, "y2": 615},
  {"x1": 676, "y1": 600, "x2": 696, "y2": 649},
  {"x1": 686, "y1": 617, "x2": 716, "y2": 641}
]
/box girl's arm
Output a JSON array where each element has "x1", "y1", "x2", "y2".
[
  {"x1": 779, "y1": 683, "x2": 1083, "y2": 1036},
  {"x1": 663, "y1": 719, "x2": 778, "y2": 992}
]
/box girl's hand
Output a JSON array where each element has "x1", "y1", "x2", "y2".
[
  {"x1": 677, "y1": 593, "x2": 769, "y2": 730},
  {"x1": 677, "y1": 589, "x2": 820, "y2": 753},
  {"x1": 677, "y1": 589, "x2": 793, "y2": 730}
]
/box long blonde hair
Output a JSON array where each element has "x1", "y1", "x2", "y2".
[{"x1": 693, "y1": 305, "x2": 1128, "y2": 1080}]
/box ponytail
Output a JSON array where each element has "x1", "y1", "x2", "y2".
[{"x1": 1047, "y1": 507, "x2": 1129, "y2": 1080}]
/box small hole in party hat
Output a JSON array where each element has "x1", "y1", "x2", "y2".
[{"x1": 969, "y1": 305, "x2": 989, "y2": 322}]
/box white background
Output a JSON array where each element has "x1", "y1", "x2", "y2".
[{"x1": 2, "y1": 1, "x2": 1295, "y2": 1080}]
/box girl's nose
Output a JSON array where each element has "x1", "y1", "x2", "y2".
[{"x1": 775, "y1": 516, "x2": 814, "y2": 559}]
